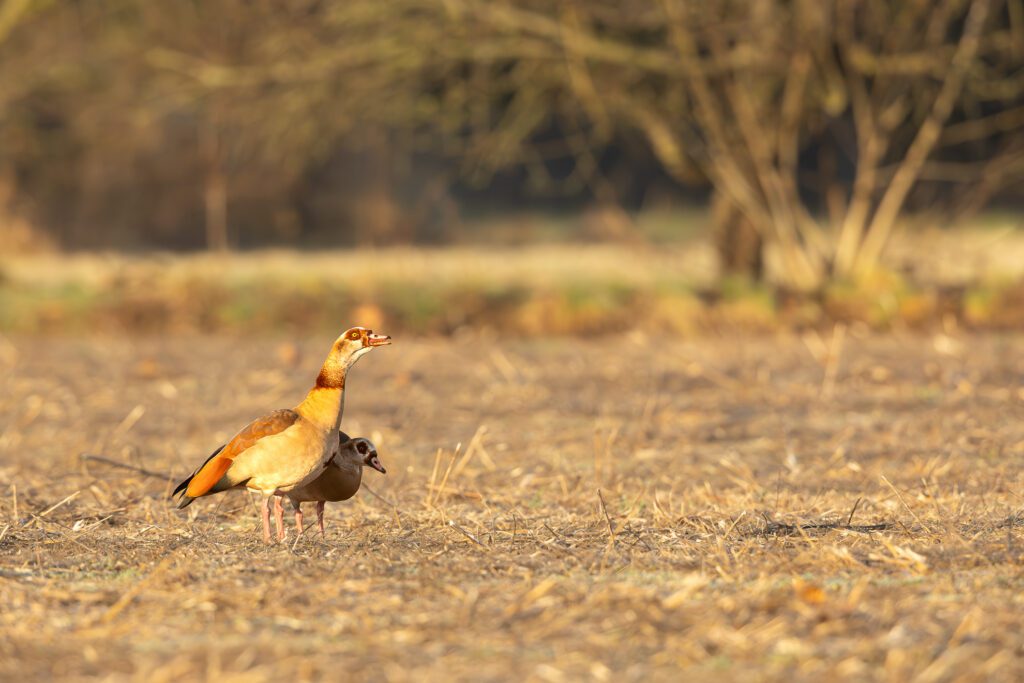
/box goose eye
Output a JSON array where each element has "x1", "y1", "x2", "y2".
[
  {"x1": 349, "y1": 330, "x2": 361, "y2": 340},
  {"x1": 357, "y1": 442, "x2": 368, "y2": 454}
]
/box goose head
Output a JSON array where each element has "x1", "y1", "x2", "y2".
[
  {"x1": 337, "y1": 434, "x2": 386, "y2": 474},
  {"x1": 318, "y1": 327, "x2": 391, "y2": 388},
  {"x1": 334, "y1": 326, "x2": 391, "y2": 365}
]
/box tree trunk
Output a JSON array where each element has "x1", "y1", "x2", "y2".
[
  {"x1": 711, "y1": 188, "x2": 764, "y2": 280},
  {"x1": 204, "y1": 167, "x2": 228, "y2": 252},
  {"x1": 200, "y1": 121, "x2": 229, "y2": 251}
]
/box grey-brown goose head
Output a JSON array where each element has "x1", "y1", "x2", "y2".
[{"x1": 336, "y1": 434, "x2": 386, "y2": 474}]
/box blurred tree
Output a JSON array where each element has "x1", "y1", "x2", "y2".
[
  {"x1": 0, "y1": 0, "x2": 1021, "y2": 283},
  {"x1": 133, "y1": 0, "x2": 462, "y2": 249},
  {"x1": 432, "y1": 0, "x2": 1022, "y2": 287},
  {"x1": 0, "y1": 0, "x2": 37, "y2": 43},
  {"x1": 0, "y1": 0, "x2": 457, "y2": 249}
]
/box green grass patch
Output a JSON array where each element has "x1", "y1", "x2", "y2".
[{"x1": 3, "y1": 251, "x2": 1024, "y2": 335}]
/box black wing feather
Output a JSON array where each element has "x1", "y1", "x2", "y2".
[{"x1": 171, "y1": 444, "x2": 225, "y2": 501}]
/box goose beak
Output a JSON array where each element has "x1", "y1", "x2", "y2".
[
  {"x1": 368, "y1": 454, "x2": 387, "y2": 474},
  {"x1": 367, "y1": 332, "x2": 391, "y2": 347}
]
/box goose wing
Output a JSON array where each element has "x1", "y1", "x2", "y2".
[{"x1": 175, "y1": 409, "x2": 300, "y2": 506}]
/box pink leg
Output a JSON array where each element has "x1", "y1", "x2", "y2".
[
  {"x1": 273, "y1": 496, "x2": 286, "y2": 542},
  {"x1": 316, "y1": 501, "x2": 326, "y2": 537},
  {"x1": 260, "y1": 495, "x2": 272, "y2": 544},
  {"x1": 293, "y1": 501, "x2": 304, "y2": 536}
]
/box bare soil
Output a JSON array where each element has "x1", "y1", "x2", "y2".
[{"x1": 0, "y1": 332, "x2": 1022, "y2": 681}]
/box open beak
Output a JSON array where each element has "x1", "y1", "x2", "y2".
[
  {"x1": 367, "y1": 332, "x2": 392, "y2": 347},
  {"x1": 368, "y1": 455, "x2": 387, "y2": 474}
]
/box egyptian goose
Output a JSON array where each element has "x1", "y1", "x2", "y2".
[
  {"x1": 271, "y1": 432, "x2": 385, "y2": 540},
  {"x1": 172, "y1": 327, "x2": 391, "y2": 543}
]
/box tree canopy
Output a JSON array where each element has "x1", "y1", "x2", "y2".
[{"x1": 1, "y1": 0, "x2": 1021, "y2": 285}]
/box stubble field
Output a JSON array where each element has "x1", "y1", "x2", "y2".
[{"x1": 1, "y1": 331, "x2": 1023, "y2": 681}]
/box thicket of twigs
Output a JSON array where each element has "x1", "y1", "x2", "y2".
[{"x1": 1, "y1": 1, "x2": 1022, "y2": 287}]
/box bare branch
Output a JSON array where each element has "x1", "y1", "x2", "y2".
[{"x1": 853, "y1": 0, "x2": 993, "y2": 276}]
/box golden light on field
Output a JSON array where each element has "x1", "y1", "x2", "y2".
[
  {"x1": 2, "y1": 0, "x2": 1024, "y2": 679},
  {"x1": 1, "y1": 334, "x2": 1023, "y2": 680}
]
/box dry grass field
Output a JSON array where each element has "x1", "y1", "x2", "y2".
[{"x1": 1, "y1": 330, "x2": 1023, "y2": 681}]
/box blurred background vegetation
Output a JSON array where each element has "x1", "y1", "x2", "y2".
[{"x1": 0, "y1": 0, "x2": 1022, "y2": 334}]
